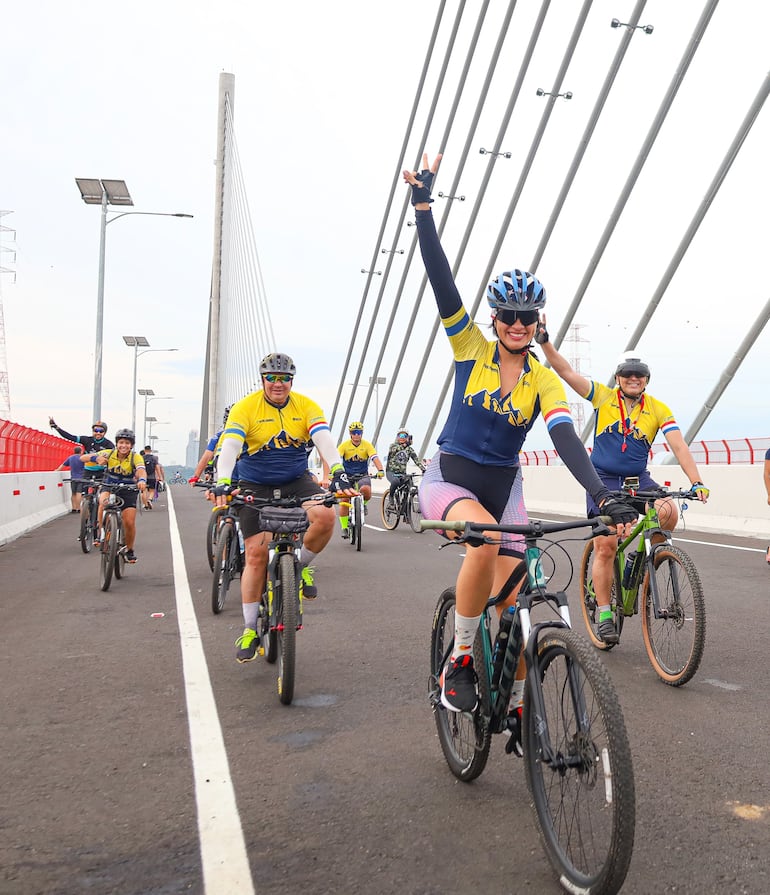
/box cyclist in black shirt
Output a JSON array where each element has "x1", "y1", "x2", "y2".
[{"x1": 49, "y1": 417, "x2": 115, "y2": 452}]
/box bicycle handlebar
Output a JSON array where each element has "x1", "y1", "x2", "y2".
[
  {"x1": 612, "y1": 486, "x2": 699, "y2": 501},
  {"x1": 226, "y1": 490, "x2": 339, "y2": 509},
  {"x1": 421, "y1": 516, "x2": 613, "y2": 540}
]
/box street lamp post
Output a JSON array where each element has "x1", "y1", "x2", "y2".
[
  {"x1": 138, "y1": 390, "x2": 173, "y2": 446},
  {"x1": 369, "y1": 376, "x2": 386, "y2": 422},
  {"x1": 123, "y1": 336, "x2": 178, "y2": 432},
  {"x1": 147, "y1": 418, "x2": 169, "y2": 442},
  {"x1": 75, "y1": 176, "x2": 193, "y2": 420}
]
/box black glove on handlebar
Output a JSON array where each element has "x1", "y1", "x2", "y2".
[
  {"x1": 409, "y1": 168, "x2": 435, "y2": 206},
  {"x1": 600, "y1": 497, "x2": 638, "y2": 526},
  {"x1": 329, "y1": 464, "x2": 352, "y2": 493},
  {"x1": 214, "y1": 482, "x2": 233, "y2": 499}
]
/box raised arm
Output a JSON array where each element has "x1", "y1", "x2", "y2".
[{"x1": 537, "y1": 316, "x2": 592, "y2": 398}]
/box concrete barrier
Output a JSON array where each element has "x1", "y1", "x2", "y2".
[
  {"x1": 2, "y1": 465, "x2": 769, "y2": 546},
  {"x1": 0, "y1": 472, "x2": 71, "y2": 547}
]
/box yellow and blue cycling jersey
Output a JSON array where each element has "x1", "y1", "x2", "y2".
[
  {"x1": 337, "y1": 438, "x2": 379, "y2": 477},
  {"x1": 436, "y1": 306, "x2": 574, "y2": 465},
  {"x1": 96, "y1": 449, "x2": 145, "y2": 483},
  {"x1": 585, "y1": 381, "x2": 678, "y2": 476},
  {"x1": 222, "y1": 391, "x2": 328, "y2": 485}
]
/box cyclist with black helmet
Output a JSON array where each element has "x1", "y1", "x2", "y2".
[
  {"x1": 539, "y1": 330, "x2": 709, "y2": 643},
  {"x1": 213, "y1": 353, "x2": 355, "y2": 663},
  {"x1": 332, "y1": 421, "x2": 384, "y2": 538},
  {"x1": 385, "y1": 429, "x2": 425, "y2": 491},
  {"x1": 49, "y1": 417, "x2": 114, "y2": 484},
  {"x1": 82, "y1": 428, "x2": 147, "y2": 563},
  {"x1": 404, "y1": 153, "x2": 637, "y2": 716}
]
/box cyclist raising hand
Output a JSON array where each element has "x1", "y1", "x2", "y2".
[{"x1": 404, "y1": 152, "x2": 636, "y2": 714}]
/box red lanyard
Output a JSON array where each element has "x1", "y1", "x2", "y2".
[{"x1": 618, "y1": 389, "x2": 644, "y2": 453}]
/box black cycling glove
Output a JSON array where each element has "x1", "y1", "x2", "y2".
[
  {"x1": 329, "y1": 464, "x2": 352, "y2": 493},
  {"x1": 409, "y1": 168, "x2": 435, "y2": 206},
  {"x1": 600, "y1": 497, "x2": 638, "y2": 526},
  {"x1": 535, "y1": 321, "x2": 549, "y2": 344},
  {"x1": 214, "y1": 480, "x2": 233, "y2": 499}
]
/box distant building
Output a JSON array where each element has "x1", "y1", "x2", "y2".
[{"x1": 185, "y1": 430, "x2": 199, "y2": 468}]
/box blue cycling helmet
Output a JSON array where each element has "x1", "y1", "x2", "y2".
[{"x1": 486, "y1": 269, "x2": 546, "y2": 311}]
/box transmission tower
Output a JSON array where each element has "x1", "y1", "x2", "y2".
[
  {"x1": 0, "y1": 211, "x2": 16, "y2": 417},
  {"x1": 563, "y1": 322, "x2": 590, "y2": 435}
]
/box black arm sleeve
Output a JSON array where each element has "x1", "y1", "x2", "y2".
[
  {"x1": 415, "y1": 209, "x2": 463, "y2": 319},
  {"x1": 53, "y1": 424, "x2": 79, "y2": 443},
  {"x1": 549, "y1": 423, "x2": 610, "y2": 509}
]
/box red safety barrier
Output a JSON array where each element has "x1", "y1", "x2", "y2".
[
  {"x1": 521, "y1": 436, "x2": 770, "y2": 467},
  {"x1": 0, "y1": 419, "x2": 76, "y2": 473}
]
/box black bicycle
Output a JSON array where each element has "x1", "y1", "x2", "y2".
[
  {"x1": 222, "y1": 490, "x2": 336, "y2": 704},
  {"x1": 210, "y1": 499, "x2": 245, "y2": 614},
  {"x1": 425, "y1": 515, "x2": 635, "y2": 895},
  {"x1": 380, "y1": 472, "x2": 422, "y2": 533},
  {"x1": 70, "y1": 477, "x2": 101, "y2": 553},
  {"x1": 98, "y1": 483, "x2": 140, "y2": 592}
]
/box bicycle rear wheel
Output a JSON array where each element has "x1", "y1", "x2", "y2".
[
  {"x1": 277, "y1": 553, "x2": 298, "y2": 705},
  {"x1": 523, "y1": 628, "x2": 635, "y2": 895},
  {"x1": 99, "y1": 515, "x2": 118, "y2": 592},
  {"x1": 408, "y1": 486, "x2": 422, "y2": 533},
  {"x1": 211, "y1": 520, "x2": 235, "y2": 614},
  {"x1": 353, "y1": 496, "x2": 363, "y2": 552},
  {"x1": 429, "y1": 587, "x2": 491, "y2": 782},
  {"x1": 205, "y1": 508, "x2": 224, "y2": 572},
  {"x1": 641, "y1": 544, "x2": 706, "y2": 686},
  {"x1": 380, "y1": 489, "x2": 399, "y2": 530},
  {"x1": 80, "y1": 502, "x2": 94, "y2": 553},
  {"x1": 579, "y1": 539, "x2": 624, "y2": 650}
]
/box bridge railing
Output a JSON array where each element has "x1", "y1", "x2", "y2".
[
  {"x1": 0, "y1": 419, "x2": 74, "y2": 473},
  {"x1": 520, "y1": 436, "x2": 770, "y2": 466}
]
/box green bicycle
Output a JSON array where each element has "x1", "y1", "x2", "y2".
[{"x1": 580, "y1": 480, "x2": 706, "y2": 686}]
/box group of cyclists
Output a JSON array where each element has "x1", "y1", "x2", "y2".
[
  {"x1": 52, "y1": 417, "x2": 166, "y2": 565},
  {"x1": 55, "y1": 152, "x2": 711, "y2": 716}
]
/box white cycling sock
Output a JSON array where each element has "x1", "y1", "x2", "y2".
[
  {"x1": 243, "y1": 602, "x2": 259, "y2": 630},
  {"x1": 299, "y1": 547, "x2": 317, "y2": 567},
  {"x1": 451, "y1": 613, "x2": 482, "y2": 662}
]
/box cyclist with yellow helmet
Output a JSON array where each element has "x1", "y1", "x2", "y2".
[{"x1": 333, "y1": 421, "x2": 384, "y2": 538}]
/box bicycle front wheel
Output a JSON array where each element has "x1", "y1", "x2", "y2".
[
  {"x1": 429, "y1": 588, "x2": 491, "y2": 782},
  {"x1": 113, "y1": 522, "x2": 126, "y2": 579},
  {"x1": 99, "y1": 515, "x2": 118, "y2": 592},
  {"x1": 641, "y1": 544, "x2": 706, "y2": 686},
  {"x1": 523, "y1": 628, "x2": 635, "y2": 895},
  {"x1": 408, "y1": 487, "x2": 422, "y2": 533},
  {"x1": 277, "y1": 553, "x2": 298, "y2": 705},
  {"x1": 579, "y1": 539, "x2": 624, "y2": 650},
  {"x1": 80, "y1": 503, "x2": 94, "y2": 554},
  {"x1": 211, "y1": 520, "x2": 235, "y2": 614},
  {"x1": 353, "y1": 496, "x2": 363, "y2": 552},
  {"x1": 206, "y1": 508, "x2": 224, "y2": 572},
  {"x1": 380, "y1": 489, "x2": 399, "y2": 530}
]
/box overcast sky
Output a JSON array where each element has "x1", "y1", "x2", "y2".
[{"x1": 1, "y1": 1, "x2": 768, "y2": 465}]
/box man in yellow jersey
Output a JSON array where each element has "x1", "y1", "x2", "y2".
[
  {"x1": 213, "y1": 353, "x2": 355, "y2": 663},
  {"x1": 539, "y1": 326, "x2": 709, "y2": 644},
  {"x1": 332, "y1": 421, "x2": 384, "y2": 539},
  {"x1": 82, "y1": 428, "x2": 147, "y2": 563}
]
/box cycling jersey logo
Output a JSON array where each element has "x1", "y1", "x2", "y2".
[
  {"x1": 262, "y1": 430, "x2": 309, "y2": 451},
  {"x1": 464, "y1": 389, "x2": 528, "y2": 426}
]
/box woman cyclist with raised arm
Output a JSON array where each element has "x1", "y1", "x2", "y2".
[{"x1": 403, "y1": 153, "x2": 637, "y2": 717}]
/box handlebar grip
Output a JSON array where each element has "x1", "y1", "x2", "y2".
[{"x1": 420, "y1": 519, "x2": 463, "y2": 532}]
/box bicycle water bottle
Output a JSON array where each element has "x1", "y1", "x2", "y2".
[
  {"x1": 491, "y1": 606, "x2": 516, "y2": 689},
  {"x1": 622, "y1": 552, "x2": 642, "y2": 588}
]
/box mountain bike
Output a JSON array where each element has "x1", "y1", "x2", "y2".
[
  {"x1": 424, "y1": 515, "x2": 635, "y2": 895},
  {"x1": 380, "y1": 472, "x2": 422, "y2": 533},
  {"x1": 210, "y1": 500, "x2": 245, "y2": 614},
  {"x1": 580, "y1": 480, "x2": 706, "y2": 686},
  {"x1": 98, "y1": 483, "x2": 140, "y2": 592},
  {"x1": 66, "y1": 478, "x2": 100, "y2": 553},
  {"x1": 338, "y1": 474, "x2": 367, "y2": 551},
  {"x1": 225, "y1": 490, "x2": 337, "y2": 705}
]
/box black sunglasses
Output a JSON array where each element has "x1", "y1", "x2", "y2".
[
  {"x1": 617, "y1": 367, "x2": 649, "y2": 379},
  {"x1": 495, "y1": 308, "x2": 539, "y2": 326}
]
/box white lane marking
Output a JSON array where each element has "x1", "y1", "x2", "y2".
[
  {"x1": 166, "y1": 490, "x2": 255, "y2": 895},
  {"x1": 674, "y1": 536, "x2": 767, "y2": 554},
  {"x1": 702, "y1": 679, "x2": 742, "y2": 691}
]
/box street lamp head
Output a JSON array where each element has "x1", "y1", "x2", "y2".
[
  {"x1": 123, "y1": 335, "x2": 150, "y2": 347},
  {"x1": 138, "y1": 388, "x2": 155, "y2": 396}
]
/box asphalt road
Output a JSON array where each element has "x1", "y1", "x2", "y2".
[{"x1": 1, "y1": 484, "x2": 768, "y2": 895}]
